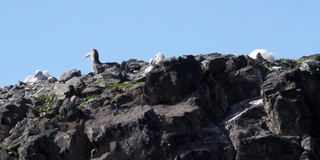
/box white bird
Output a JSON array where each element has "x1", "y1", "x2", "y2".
[
  {"x1": 23, "y1": 70, "x2": 51, "y2": 83},
  {"x1": 149, "y1": 52, "x2": 165, "y2": 65},
  {"x1": 85, "y1": 49, "x2": 119, "y2": 74},
  {"x1": 248, "y1": 49, "x2": 275, "y2": 61},
  {"x1": 145, "y1": 52, "x2": 166, "y2": 73}
]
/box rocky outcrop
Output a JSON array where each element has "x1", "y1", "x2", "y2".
[{"x1": 1, "y1": 52, "x2": 320, "y2": 159}]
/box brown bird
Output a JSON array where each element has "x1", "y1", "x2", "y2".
[{"x1": 85, "y1": 49, "x2": 119, "y2": 74}]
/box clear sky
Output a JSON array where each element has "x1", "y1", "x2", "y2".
[{"x1": 0, "y1": 1, "x2": 319, "y2": 87}]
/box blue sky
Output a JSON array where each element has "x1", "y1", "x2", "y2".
[{"x1": 0, "y1": 1, "x2": 319, "y2": 87}]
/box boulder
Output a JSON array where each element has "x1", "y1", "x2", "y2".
[
  {"x1": 144, "y1": 55, "x2": 203, "y2": 104},
  {"x1": 121, "y1": 59, "x2": 148, "y2": 81},
  {"x1": 58, "y1": 69, "x2": 81, "y2": 82},
  {"x1": 261, "y1": 69, "x2": 314, "y2": 136},
  {"x1": 59, "y1": 98, "x2": 81, "y2": 122},
  {"x1": 85, "y1": 106, "x2": 162, "y2": 159},
  {"x1": 66, "y1": 77, "x2": 85, "y2": 95},
  {"x1": 54, "y1": 83, "x2": 73, "y2": 100},
  {"x1": 3, "y1": 52, "x2": 320, "y2": 159},
  {"x1": 0, "y1": 98, "x2": 31, "y2": 136},
  {"x1": 201, "y1": 54, "x2": 228, "y2": 75},
  {"x1": 236, "y1": 135, "x2": 303, "y2": 160}
]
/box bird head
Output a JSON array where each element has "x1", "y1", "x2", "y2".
[
  {"x1": 85, "y1": 49, "x2": 96, "y2": 58},
  {"x1": 85, "y1": 49, "x2": 101, "y2": 63}
]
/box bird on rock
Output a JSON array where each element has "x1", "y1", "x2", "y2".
[
  {"x1": 85, "y1": 49, "x2": 119, "y2": 74},
  {"x1": 144, "y1": 52, "x2": 165, "y2": 73},
  {"x1": 149, "y1": 52, "x2": 165, "y2": 65},
  {"x1": 248, "y1": 49, "x2": 275, "y2": 61},
  {"x1": 24, "y1": 70, "x2": 53, "y2": 83}
]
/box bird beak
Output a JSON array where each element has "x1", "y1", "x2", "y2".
[{"x1": 85, "y1": 51, "x2": 91, "y2": 58}]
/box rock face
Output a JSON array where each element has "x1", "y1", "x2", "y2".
[{"x1": 1, "y1": 52, "x2": 320, "y2": 159}]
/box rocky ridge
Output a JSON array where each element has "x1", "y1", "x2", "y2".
[{"x1": 0, "y1": 53, "x2": 320, "y2": 160}]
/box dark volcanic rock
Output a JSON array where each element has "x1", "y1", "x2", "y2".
[
  {"x1": 58, "y1": 69, "x2": 81, "y2": 82},
  {"x1": 0, "y1": 98, "x2": 31, "y2": 142},
  {"x1": 236, "y1": 135, "x2": 303, "y2": 160},
  {"x1": 85, "y1": 106, "x2": 162, "y2": 159},
  {"x1": 262, "y1": 69, "x2": 316, "y2": 136},
  {"x1": 66, "y1": 77, "x2": 86, "y2": 95},
  {"x1": 144, "y1": 55, "x2": 203, "y2": 104},
  {"x1": 261, "y1": 68, "x2": 320, "y2": 159},
  {"x1": 121, "y1": 59, "x2": 148, "y2": 81},
  {"x1": 2, "y1": 52, "x2": 320, "y2": 159},
  {"x1": 59, "y1": 98, "x2": 81, "y2": 122}
]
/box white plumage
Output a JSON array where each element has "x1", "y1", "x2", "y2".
[
  {"x1": 149, "y1": 52, "x2": 165, "y2": 65},
  {"x1": 248, "y1": 49, "x2": 275, "y2": 61},
  {"x1": 24, "y1": 70, "x2": 52, "y2": 83},
  {"x1": 145, "y1": 52, "x2": 165, "y2": 73}
]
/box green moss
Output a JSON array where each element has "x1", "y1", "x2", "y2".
[
  {"x1": 78, "y1": 93, "x2": 103, "y2": 110},
  {"x1": 83, "y1": 93, "x2": 102, "y2": 101},
  {"x1": 275, "y1": 58, "x2": 299, "y2": 68},
  {"x1": 1, "y1": 147, "x2": 19, "y2": 158},
  {"x1": 296, "y1": 54, "x2": 320, "y2": 65},
  {"x1": 105, "y1": 83, "x2": 123, "y2": 89},
  {"x1": 76, "y1": 104, "x2": 85, "y2": 110},
  {"x1": 32, "y1": 93, "x2": 56, "y2": 114},
  {"x1": 79, "y1": 81, "x2": 144, "y2": 110}
]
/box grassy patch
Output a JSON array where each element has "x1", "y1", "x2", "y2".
[
  {"x1": 296, "y1": 54, "x2": 320, "y2": 65},
  {"x1": 32, "y1": 93, "x2": 56, "y2": 114},
  {"x1": 83, "y1": 94, "x2": 102, "y2": 101},
  {"x1": 78, "y1": 93, "x2": 103, "y2": 110},
  {"x1": 105, "y1": 83, "x2": 123, "y2": 89}
]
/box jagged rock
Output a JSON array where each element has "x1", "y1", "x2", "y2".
[
  {"x1": 121, "y1": 59, "x2": 148, "y2": 81},
  {"x1": 54, "y1": 83, "x2": 73, "y2": 100},
  {"x1": 81, "y1": 87, "x2": 103, "y2": 98},
  {"x1": 2, "y1": 117, "x2": 92, "y2": 160},
  {"x1": 85, "y1": 106, "x2": 162, "y2": 159},
  {"x1": 300, "y1": 59, "x2": 320, "y2": 71},
  {"x1": 201, "y1": 54, "x2": 228, "y2": 75},
  {"x1": 2, "y1": 52, "x2": 320, "y2": 159},
  {"x1": 47, "y1": 76, "x2": 58, "y2": 83},
  {"x1": 262, "y1": 69, "x2": 314, "y2": 136},
  {"x1": 81, "y1": 97, "x2": 108, "y2": 110},
  {"x1": 111, "y1": 83, "x2": 144, "y2": 107},
  {"x1": 59, "y1": 98, "x2": 81, "y2": 122},
  {"x1": 0, "y1": 98, "x2": 31, "y2": 136},
  {"x1": 224, "y1": 98, "x2": 270, "y2": 150},
  {"x1": 58, "y1": 69, "x2": 81, "y2": 82},
  {"x1": 261, "y1": 68, "x2": 320, "y2": 158},
  {"x1": 236, "y1": 135, "x2": 303, "y2": 160},
  {"x1": 2, "y1": 119, "x2": 39, "y2": 151},
  {"x1": 195, "y1": 65, "x2": 264, "y2": 121},
  {"x1": 66, "y1": 77, "x2": 85, "y2": 95},
  {"x1": 70, "y1": 95, "x2": 83, "y2": 106},
  {"x1": 17, "y1": 134, "x2": 60, "y2": 160},
  {"x1": 51, "y1": 100, "x2": 63, "y2": 116},
  {"x1": 144, "y1": 55, "x2": 203, "y2": 104},
  {"x1": 0, "y1": 150, "x2": 15, "y2": 160},
  {"x1": 225, "y1": 55, "x2": 248, "y2": 73},
  {"x1": 96, "y1": 72, "x2": 121, "y2": 84}
]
